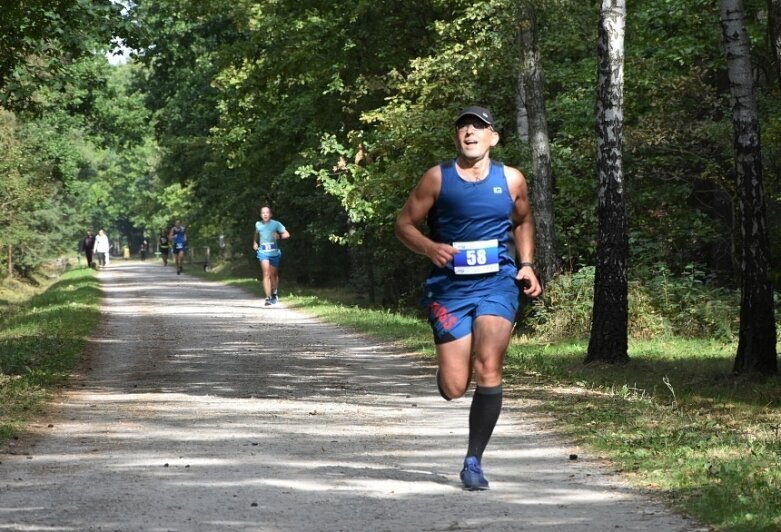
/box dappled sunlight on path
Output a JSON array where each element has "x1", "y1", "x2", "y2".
[{"x1": 1, "y1": 262, "x2": 700, "y2": 531}]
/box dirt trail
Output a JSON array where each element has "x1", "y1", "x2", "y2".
[{"x1": 1, "y1": 262, "x2": 701, "y2": 531}]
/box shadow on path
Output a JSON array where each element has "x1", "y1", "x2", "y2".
[{"x1": 0, "y1": 262, "x2": 702, "y2": 531}]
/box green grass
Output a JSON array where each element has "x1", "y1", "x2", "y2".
[
  {"x1": 503, "y1": 337, "x2": 781, "y2": 532},
  {"x1": 194, "y1": 265, "x2": 780, "y2": 531},
  {"x1": 0, "y1": 267, "x2": 101, "y2": 443}
]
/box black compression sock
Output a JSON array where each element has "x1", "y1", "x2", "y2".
[{"x1": 467, "y1": 384, "x2": 503, "y2": 461}]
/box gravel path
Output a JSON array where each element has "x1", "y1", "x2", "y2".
[{"x1": 1, "y1": 262, "x2": 702, "y2": 531}]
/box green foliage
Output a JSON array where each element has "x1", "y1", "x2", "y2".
[
  {"x1": 0, "y1": 107, "x2": 89, "y2": 273},
  {"x1": 121, "y1": 0, "x2": 780, "y2": 302},
  {"x1": 531, "y1": 265, "x2": 741, "y2": 342},
  {"x1": 0, "y1": 0, "x2": 133, "y2": 110},
  {"x1": 528, "y1": 266, "x2": 596, "y2": 340}
]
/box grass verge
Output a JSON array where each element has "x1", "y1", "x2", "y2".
[
  {"x1": 194, "y1": 266, "x2": 780, "y2": 531},
  {"x1": 0, "y1": 267, "x2": 101, "y2": 444}
]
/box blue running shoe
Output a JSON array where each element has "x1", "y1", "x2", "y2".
[
  {"x1": 270, "y1": 294, "x2": 278, "y2": 305},
  {"x1": 460, "y1": 456, "x2": 489, "y2": 490}
]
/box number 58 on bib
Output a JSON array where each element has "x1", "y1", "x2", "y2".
[{"x1": 452, "y1": 239, "x2": 499, "y2": 275}]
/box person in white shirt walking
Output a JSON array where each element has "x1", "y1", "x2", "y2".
[{"x1": 93, "y1": 229, "x2": 110, "y2": 269}]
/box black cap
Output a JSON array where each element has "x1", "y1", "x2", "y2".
[{"x1": 455, "y1": 105, "x2": 494, "y2": 127}]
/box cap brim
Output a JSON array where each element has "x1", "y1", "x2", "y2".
[{"x1": 455, "y1": 112, "x2": 493, "y2": 126}]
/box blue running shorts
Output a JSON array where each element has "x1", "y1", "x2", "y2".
[
  {"x1": 257, "y1": 249, "x2": 282, "y2": 268},
  {"x1": 426, "y1": 290, "x2": 519, "y2": 345}
]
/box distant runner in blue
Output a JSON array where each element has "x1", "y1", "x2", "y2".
[
  {"x1": 253, "y1": 205, "x2": 290, "y2": 306},
  {"x1": 395, "y1": 105, "x2": 542, "y2": 491},
  {"x1": 169, "y1": 219, "x2": 187, "y2": 275}
]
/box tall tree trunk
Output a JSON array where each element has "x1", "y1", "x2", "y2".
[
  {"x1": 515, "y1": 75, "x2": 530, "y2": 144},
  {"x1": 721, "y1": 0, "x2": 778, "y2": 374},
  {"x1": 7, "y1": 245, "x2": 12, "y2": 276},
  {"x1": 770, "y1": 0, "x2": 781, "y2": 90},
  {"x1": 517, "y1": 1, "x2": 560, "y2": 283},
  {"x1": 586, "y1": 0, "x2": 629, "y2": 365},
  {"x1": 365, "y1": 228, "x2": 376, "y2": 305}
]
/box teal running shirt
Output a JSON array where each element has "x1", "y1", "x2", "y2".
[{"x1": 255, "y1": 220, "x2": 286, "y2": 256}]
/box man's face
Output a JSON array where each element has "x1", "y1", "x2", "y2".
[
  {"x1": 174, "y1": 220, "x2": 181, "y2": 228},
  {"x1": 261, "y1": 208, "x2": 271, "y2": 221},
  {"x1": 454, "y1": 117, "x2": 498, "y2": 159}
]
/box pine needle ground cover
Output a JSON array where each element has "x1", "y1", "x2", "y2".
[{"x1": 0, "y1": 268, "x2": 101, "y2": 443}]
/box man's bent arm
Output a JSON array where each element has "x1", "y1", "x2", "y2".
[{"x1": 395, "y1": 167, "x2": 458, "y2": 268}]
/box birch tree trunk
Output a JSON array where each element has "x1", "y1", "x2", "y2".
[
  {"x1": 770, "y1": 0, "x2": 781, "y2": 90},
  {"x1": 586, "y1": 0, "x2": 629, "y2": 364},
  {"x1": 517, "y1": 1, "x2": 560, "y2": 283},
  {"x1": 720, "y1": 0, "x2": 778, "y2": 374}
]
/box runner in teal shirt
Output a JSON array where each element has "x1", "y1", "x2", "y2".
[{"x1": 253, "y1": 205, "x2": 290, "y2": 306}]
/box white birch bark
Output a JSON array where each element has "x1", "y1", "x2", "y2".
[
  {"x1": 586, "y1": 0, "x2": 629, "y2": 364},
  {"x1": 720, "y1": 0, "x2": 777, "y2": 374}
]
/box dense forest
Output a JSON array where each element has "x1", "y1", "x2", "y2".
[{"x1": 1, "y1": 0, "x2": 778, "y2": 365}]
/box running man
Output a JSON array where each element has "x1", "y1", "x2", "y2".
[
  {"x1": 253, "y1": 205, "x2": 290, "y2": 306},
  {"x1": 395, "y1": 105, "x2": 542, "y2": 490},
  {"x1": 158, "y1": 229, "x2": 171, "y2": 267},
  {"x1": 169, "y1": 220, "x2": 187, "y2": 274}
]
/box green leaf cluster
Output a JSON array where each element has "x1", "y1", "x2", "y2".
[{"x1": 124, "y1": 0, "x2": 780, "y2": 304}]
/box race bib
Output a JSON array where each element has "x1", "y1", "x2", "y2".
[
  {"x1": 260, "y1": 242, "x2": 277, "y2": 252},
  {"x1": 452, "y1": 239, "x2": 499, "y2": 275}
]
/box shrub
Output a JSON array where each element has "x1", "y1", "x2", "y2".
[{"x1": 529, "y1": 265, "x2": 740, "y2": 342}]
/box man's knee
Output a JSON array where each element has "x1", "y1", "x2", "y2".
[
  {"x1": 438, "y1": 370, "x2": 470, "y2": 399},
  {"x1": 473, "y1": 353, "x2": 504, "y2": 385},
  {"x1": 442, "y1": 381, "x2": 468, "y2": 400}
]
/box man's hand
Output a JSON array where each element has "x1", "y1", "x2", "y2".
[
  {"x1": 516, "y1": 265, "x2": 543, "y2": 297},
  {"x1": 426, "y1": 243, "x2": 459, "y2": 268},
  {"x1": 252, "y1": 242, "x2": 259, "y2": 251}
]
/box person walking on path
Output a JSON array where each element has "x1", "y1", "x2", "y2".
[
  {"x1": 93, "y1": 229, "x2": 110, "y2": 269},
  {"x1": 158, "y1": 229, "x2": 171, "y2": 267},
  {"x1": 81, "y1": 230, "x2": 95, "y2": 269},
  {"x1": 169, "y1": 220, "x2": 187, "y2": 275},
  {"x1": 253, "y1": 205, "x2": 290, "y2": 306},
  {"x1": 395, "y1": 105, "x2": 542, "y2": 490},
  {"x1": 139, "y1": 238, "x2": 149, "y2": 261}
]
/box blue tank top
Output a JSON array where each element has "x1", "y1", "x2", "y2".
[
  {"x1": 424, "y1": 159, "x2": 518, "y2": 298},
  {"x1": 172, "y1": 227, "x2": 186, "y2": 245}
]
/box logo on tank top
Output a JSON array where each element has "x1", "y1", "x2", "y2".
[{"x1": 493, "y1": 187, "x2": 502, "y2": 194}]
